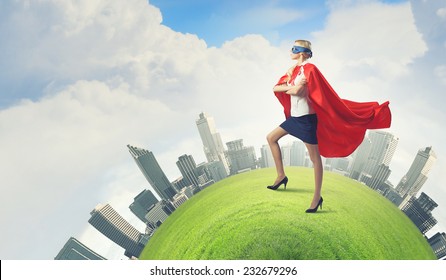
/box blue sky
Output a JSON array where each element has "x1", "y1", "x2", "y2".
[
  {"x1": 150, "y1": 0, "x2": 328, "y2": 47},
  {"x1": 1, "y1": 0, "x2": 445, "y2": 261},
  {"x1": 150, "y1": 0, "x2": 406, "y2": 47}
]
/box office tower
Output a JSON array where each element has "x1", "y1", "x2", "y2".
[
  {"x1": 225, "y1": 139, "x2": 257, "y2": 175},
  {"x1": 330, "y1": 157, "x2": 351, "y2": 173},
  {"x1": 89, "y1": 204, "x2": 145, "y2": 258},
  {"x1": 176, "y1": 154, "x2": 200, "y2": 187},
  {"x1": 128, "y1": 145, "x2": 178, "y2": 202},
  {"x1": 349, "y1": 131, "x2": 398, "y2": 182},
  {"x1": 259, "y1": 145, "x2": 274, "y2": 168},
  {"x1": 172, "y1": 193, "x2": 188, "y2": 208},
  {"x1": 129, "y1": 189, "x2": 159, "y2": 223},
  {"x1": 395, "y1": 146, "x2": 436, "y2": 198},
  {"x1": 145, "y1": 200, "x2": 175, "y2": 228},
  {"x1": 290, "y1": 141, "x2": 306, "y2": 167},
  {"x1": 202, "y1": 161, "x2": 226, "y2": 182},
  {"x1": 365, "y1": 164, "x2": 392, "y2": 190},
  {"x1": 196, "y1": 112, "x2": 230, "y2": 174},
  {"x1": 171, "y1": 186, "x2": 195, "y2": 209},
  {"x1": 172, "y1": 176, "x2": 189, "y2": 190},
  {"x1": 384, "y1": 185, "x2": 404, "y2": 206},
  {"x1": 281, "y1": 144, "x2": 292, "y2": 167},
  {"x1": 428, "y1": 232, "x2": 446, "y2": 259},
  {"x1": 362, "y1": 131, "x2": 398, "y2": 175},
  {"x1": 195, "y1": 162, "x2": 214, "y2": 186},
  {"x1": 54, "y1": 237, "x2": 106, "y2": 260},
  {"x1": 401, "y1": 193, "x2": 438, "y2": 234},
  {"x1": 416, "y1": 192, "x2": 439, "y2": 212},
  {"x1": 349, "y1": 136, "x2": 372, "y2": 180}
]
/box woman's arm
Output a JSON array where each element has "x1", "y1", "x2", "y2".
[
  {"x1": 273, "y1": 77, "x2": 307, "y2": 95},
  {"x1": 273, "y1": 84, "x2": 294, "y2": 92}
]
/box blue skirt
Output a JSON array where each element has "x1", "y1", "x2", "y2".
[{"x1": 280, "y1": 114, "x2": 318, "y2": 144}]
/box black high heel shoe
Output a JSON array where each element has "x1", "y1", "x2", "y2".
[
  {"x1": 267, "y1": 176, "x2": 288, "y2": 190},
  {"x1": 305, "y1": 197, "x2": 323, "y2": 213}
]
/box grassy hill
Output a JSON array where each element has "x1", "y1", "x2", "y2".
[{"x1": 140, "y1": 167, "x2": 435, "y2": 260}]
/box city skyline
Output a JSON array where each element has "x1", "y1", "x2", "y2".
[
  {"x1": 55, "y1": 111, "x2": 444, "y2": 260},
  {"x1": 1, "y1": 0, "x2": 445, "y2": 260}
]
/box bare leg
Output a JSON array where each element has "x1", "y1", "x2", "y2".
[
  {"x1": 305, "y1": 143, "x2": 323, "y2": 208},
  {"x1": 266, "y1": 127, "x2": 289, "y2": 185}
]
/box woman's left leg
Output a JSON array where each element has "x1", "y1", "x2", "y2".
[{"x1": 305, "y1": 143, "x2": 323, "y2": 209}]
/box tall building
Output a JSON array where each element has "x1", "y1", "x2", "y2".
[
  {"x1": 401, "y1": 193, "x2": 438, "y2": 235},
  {"x1": 428, "y1": 232, "x2": 446, "y2": 259},
  {"x1": 195, "y1": 162, "x2": 214, "y2": 186},
  {"x1": 54, "y1": 237, "x2": 106, "y2": 260},
  {"x1": 365, "y1": 164, "x2": 392, "y2": 190},
  {"x1": 349, "y1": 136, "x2": 372, "y2": 180},
  {"x1": 172, "y1": 176, "x2": 189, "y2": 191},
  {"x1": 362, "y1": 131, "x2": 398, "y2": 175},
  {"x1": 145, "y1": 200, "x2": 175, "y2": 228},
  {"x1": 129, "y1": 189, "x2": 159, "y2": 223},
  {"x1": 395, "y1": 146, "x2": 436, "y2": 198},
  {"x1": 202, "y1": 161, "x2": 227, "y2": 182},
  {"x1": 128, "y1": 144, "x2": 178, "y2": 202},
  {"x1": 349, "y1": 131, "x2": 398, "y2": 182},
  {"x1": 196, "y1": 112, "x2": 230, "y2": 175},
  {"x1": 383, "y1": 184, "x2": 404, "y2": 206},
  {"x1": 88, "y1": 204, "x2": 146, "y2": 258},
  {"x1": 176, "y1": 154, "x2": 200, "y2": 187},
  {"x1": 326, "y1": 157, "x2": 351, "y2": 174},
  {"x1": 259, "y1": 144, "x2": 274, "y2": 168},
  {"x1": 289, "y1": 141, "x2": 306, "y2": 167},
  {"x1": 281, "y1": 144, "x2": 292, "y2": 167},
  {"x1": 225, "y1": 139, "x2": 257, "y2": 175}
]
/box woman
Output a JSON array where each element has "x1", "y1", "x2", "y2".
[{"x1": 266, "y1": 39, "x2": 391, "y2": 213}]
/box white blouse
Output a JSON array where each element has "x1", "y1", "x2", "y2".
[{"x1": 288, "y1": 64, "x2": 315, "y2": 117}]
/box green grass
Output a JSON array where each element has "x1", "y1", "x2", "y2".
[{"x1": 140, "y1": 167, "x2": 436, "y2": 260}]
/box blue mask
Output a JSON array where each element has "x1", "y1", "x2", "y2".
[{"x1": 291, "y1": 46, "x2": 312, "y2": 58}]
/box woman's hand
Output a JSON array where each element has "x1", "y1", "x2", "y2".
[
  {"x1": 298, "y1": 77, "x2": 307, "y2": 86},
  {"x1": 286, "y1": 77, "x2": 307, "y2": 95}
]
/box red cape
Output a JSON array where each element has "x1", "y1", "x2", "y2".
[{"x1": 274, "y1": 63, "x2": 391, "y2": 158}]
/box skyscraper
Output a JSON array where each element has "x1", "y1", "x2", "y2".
[
  {"x1": 428, "y1": 232, "x2": 446, "y2": 259},
  {"x1": 259, "y1": 145, "x2": 275, "y2": 168},
  {"x1": 290, "y1": 141, "x2": 306, "y2": 167},
  {"x1": 349, "y1": 131, "x2": 398, "y2": 182},
  {"x1": 54, "y1": 237, "x2": 106, "y2": 260},
  {"x1": 129, "y1": 189, "x2": 159, "y2": 223},
  {"x1": 88, "y1": 204, "x2": 145, "y2": 258},
  {"x1": 225, "y1": 139, "x2": 257, "y2": 175},
  {"x1": 401, "y1": 193, "x2": 438, "y2": 234},
  {"x1": 202, "y1": 161, "x2": 227, "y2": 182},
  {"x1": 395, "y1": 146, "x2": 436, "y2": 198},
  {"x1": 145, "y1": 200, "x2": 175, "y2": 228},
  {"x1": 366, "y1": 164, "x2": 392, "y2": 190},
  {"x1": 196, "y1": 112, "x2": 230, "y2": 175},
  {"x1": 128, "y1": 144, "x2": 178, "y2": 201},
  {"x1": 176, "y1": 154, "x2": 199, "y2": 187},
  {"x1": 362, "y1": 131, "x2": 398, "y2": 175},
  {"x1": 349, "y1": 136, "x2": 372, "y2": 180}
]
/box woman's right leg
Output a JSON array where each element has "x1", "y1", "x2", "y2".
[{"x1": 266, "y1": 126, "x2": 289, "y2": 185}]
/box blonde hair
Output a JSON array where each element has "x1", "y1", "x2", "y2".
[{"x1": 294, "y1": 39, "x2": 312, "y2": 50}]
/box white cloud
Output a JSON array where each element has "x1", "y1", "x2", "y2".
[
  {"x1": 1, "y1": 0, "x2": 445, "y2": 260},
  {"x1": 437, "y1": 7, "x2": 446, "y2": 19},
  {"x1": 312, "y1": 0, "x2": 446, "y2": 240},
  {"x1": 0, "y1": 0, "x2": 288, "y2": 259},
  {"x1": 312, "y1": 1, "x2": 427, "y2": 87}
]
